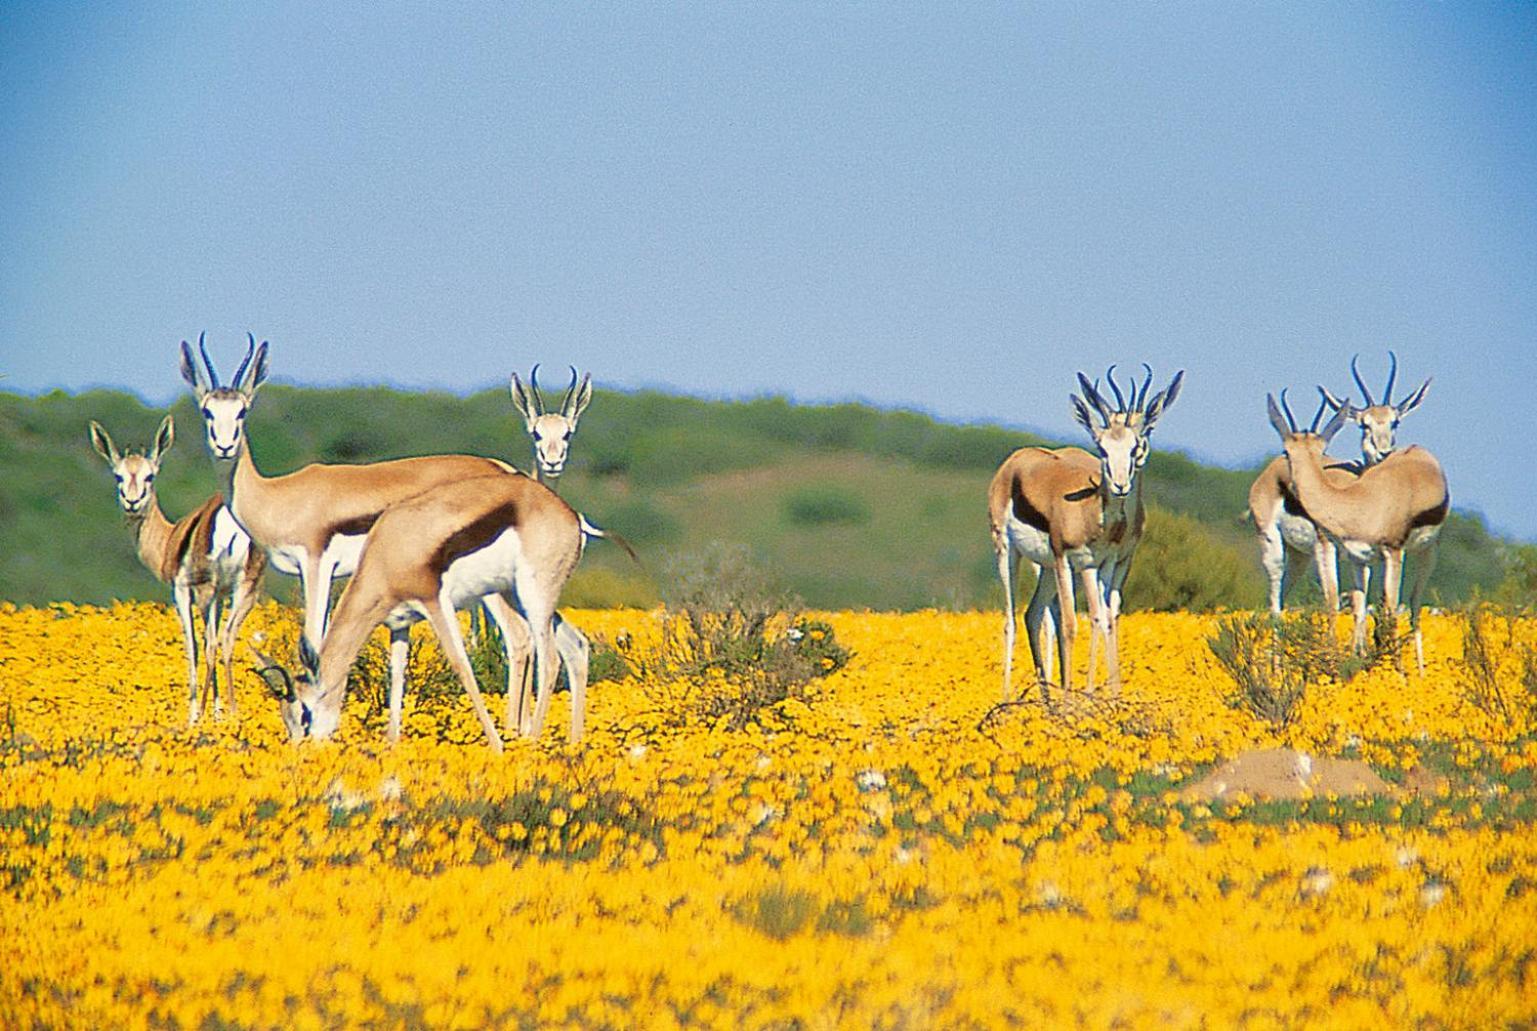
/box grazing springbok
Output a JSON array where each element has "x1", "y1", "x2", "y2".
[
  {"x1": 1266, "y1": 390, "x2": 1448, "y2": 672},
  {"x1": 990, "y1": 366, "x2": 1183, "y2": 701},
  {"x1": 89, "y1": 415, "x2": 266, "y2": 724},
  {"x1": 256, "y1": 473, "x2": 586, "y2": 751},
  {"x1": 1251, "y1": 353, "x2": 1431, "y2": 614},
  {"x1": 510, "y1": 365, "x2": 592, "y2": 484}
]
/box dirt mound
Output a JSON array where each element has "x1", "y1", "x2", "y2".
[{"x1": 1182, "y1": 747, "x2": 1398, "y2": 801}]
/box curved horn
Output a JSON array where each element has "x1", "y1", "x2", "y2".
[
  {"x1": 528, "y1": 364, "x2": 546, "y2": 415},
  {"x1": 1104, "y1": 365, "x2": 1126, "y2": 411},
  {"x1": 198, "y1": 331, "x2": 219, "y2": 389},
  {"x1": 1279, "y1": 388, "x2": 1299, "y2": 433},
  {"x1": 1308, "y1": 393, "x2": 1330, "y2": 433},
  {"x1": 1350, "y1": 354, "x2": 1375, "y2": 407},
  {"x1": 1383, "y1": 350, "x2": 1398, "y2": 405},
  {"x1": 1076, "y1": 372, "x2": 1112, "y2": 426},
  {"x1": 559, "y1": 365, "x2": 580, "y2": 414},
  {"x1": 231, "y1": 333, "x2": 256, "y2": 390},
  {"x1": 1134, "y1": 363, "x2": 1154, "y2": 412}
]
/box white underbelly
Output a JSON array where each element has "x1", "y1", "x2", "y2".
[
  {"x1": 323, "y1": 533, "x2": 368, "y2": 578},
  {"x1": 439, "y1": 527, "x2": 524, "y2": 608},
  {"x1": 1278, "y1": 512, "x2": 1319, "y2": 552},
  {"x1": 1339, "y1": 540, "x2": 1380, "y2": 566},
  {"x1": 1005, "y1": 516, "x2": 1053, "y2": 567},
  {"x1": 264, "y1": 545, "x2": 305, "y2": 578}
]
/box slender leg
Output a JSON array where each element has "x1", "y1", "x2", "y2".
[
  {"x1": 173, "y1": 581, "x2": 200, "y2": 726},
  {"x1": 554, "y1": 614, "x2": 591, "y2": 742},
  {"x1": 1283, "y1": 545, "x2": 1310, "y2": 612},
  {"x1": 422, "y1": 595, "x2": 503, "y2": 753},
  {"x1": 1406, "y1": 544, "x2": 1438, "y2": 675},
  {"x1": 1054, "y1": 552, "x2": 1077, "y2": 694},
  {"x1": 1260, "y1": 526, "x2": 1287, "y2": 614},
  {"x1": 299, "y1": 555, "x2": 330, "y2": 652},
  {"x1": 385, "y1": 626, "x2": 409, "y2": 742},
  {"x1": 483, "y1": 595, "x2": 533, "y2": 737},
  {"x1": 1313, "y1": 537, "x2": 1339, "y2": 619},
  {"x1": 199, "y1": 590, "x2": 221, "y2": 718},
  {"x1": 1380, "y1": 548, "x2": 1404, "y2": 661},
  {"x1": 1105, "y1": 583, "x2": 1124, "y2": 694},
  {"x1": 995, "y1": 534, "x2": 1017, "y2": 700},
  {"x1": 218, "y1": 571, "x2": 262, "y2": 719},
  {"x1": 1024, "y1": 563, "x2": 1055, "y2": 702},
  {"x1": 1346, "y1": 559, "x2": 1369, "y2": 654},
  {"x1": 1080, "y1": 565, "x2": 1108, "y2": 693}
]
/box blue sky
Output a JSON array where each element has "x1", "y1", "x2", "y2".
[{"x1": 2, "y1": 4, "x2": 1534, "y2": 537}]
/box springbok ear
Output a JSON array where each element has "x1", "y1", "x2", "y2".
[
  {"x1": 1140, "y1": 371, "x2": 1183, "y2": 434},
  {"x1": 1397, "y1": 378, "x2": 1431, "y2": 417},
  {"x1": 239, "y1": 338, "x2": 270, "y2": 397},
  {"x1": 1075, "y1": 372, "x2": 1111, "y2": 426},
  {"x1": 1070, "y1": 394, "x2": 1098, "y2": 437},
  {"x1": 298, "y1": 634, "x2": 321, "y2": 677},
  {"x1": 88, "y1": 422, "x2": 120, "y2": 465},
  {"x1": 1319, "y1": 400, "x2": 1351, "y2": 444},
  {"x1": 179, "y1": 340, "x2": 211, "y2": 397},
  {"x1": 566, "y1": 373, "x2": 593, "y2": 423},
  {"x1": 1266, "y1": 395, "x2": 1292, "y2": 442},
  {"x1": 150, "y1": 414, "x2": 175, "y2": 463},
  {"x1": 509, "y1": 374, "x2": 538, "y2": 429}
]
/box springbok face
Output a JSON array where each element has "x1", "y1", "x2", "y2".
[
  {"x1": 1267, "y1": 389, "x2": 1351, "y2": 466},
  {"x1": 89, "y1": 415, "x2": 174, "y2": 516},
  {"x1": 179, "y1": 332, "x2": 270, "y2": 462},
  {"x1": 1320, "y1": 352, "x2": 1431, "y2": 466},
  {"x1": 1071, "y1": 365, "x2": 1183, "y2": 499},
  {"x1": 510, "y1": 365, "x2": 592, "y2": 481},
  {"x1": 257, "y1": 636, "x2": 339, "y2": 742}
]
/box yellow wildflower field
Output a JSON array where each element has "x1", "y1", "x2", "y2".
[{"x1": 3, "y1": 602, "x2": 1535, "y2": 1028}]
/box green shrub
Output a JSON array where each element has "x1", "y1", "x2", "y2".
[
  {"x1": 628, "y1": 543, "x2": 851, "y2": 730},
  {"x1": 1458, "y1": 603, "x2": 1537, "y2": 730},
  {"x1": 1124, "y1": 506, "x2": 1263, "y2": 612},
  {"x1": 782, "y1": 485, "x2": 870, "y2": 527},
  {"x1": 1207, "y1": 613, "x2": 1332, "y2": 726},
  {"x1": 601, "y1": 499, "x2": 681, "y2": 545}
]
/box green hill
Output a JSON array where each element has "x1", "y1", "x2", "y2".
[{"x1": 0, "y1": 385, "x2": 1514, "y2": 611}]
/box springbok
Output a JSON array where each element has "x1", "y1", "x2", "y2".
[
  {"x1": 990, "y1": 366, "x2": 1183, "y2": 701},
  {"x1": 89, "y1": 415, "x2": 266, "y2": 724},
  {"x1": 510, "y1": 365, "x2": 592, "y2": 484},
  {"x1": 1250, "y1": 353, "x2": 1431, "y2": 614},
  {"x1": 180, "y1": 333, "x2": 518, "y2": 649},
  {"x1": 1320, "y1": 352, "x2": 1432, "y2": 466},
  {"x1": 256, "y1": 472, "x2": 586, "y2": 751},
  {"x1": 1266, "y1": 390, "x2": 1448, "y2": 672}
]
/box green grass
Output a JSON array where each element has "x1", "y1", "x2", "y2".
[{"x1": 0, "y1": 384, "x2": 1514, "y2": 610}]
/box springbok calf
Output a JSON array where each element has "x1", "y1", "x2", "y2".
[
  {"x1": 1252, "y1": 353, "x2": 1432, "y2": 613},
  {"x1": 257, "y1": 473, "x2": 586, "y2": 751},
  {"x1": 990, "y1": 366, "x2": 1183, "y2": 701},
  {"x1": 1266, "y1": 391, "x2": 1448, "y2": 672},
  {"x1": 510, "y1": 365, "x2": 592, "y2": 484},
  {"x1": 89, "y1": 416, "x2": 266, "y2": 724}
]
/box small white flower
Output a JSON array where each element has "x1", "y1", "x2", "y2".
[
  {"x1": 628, "y1": 743, "x2": 649, "y2": 761},
  {"x1": 856, "y1": 769, "x2": 887, "y2": 792},
  {"x1": 377, "y1": 775, "x2": 402, "y2": 804},
  {"x1": 787, "y1": 627, "x2": 805, "y2": 642},
  {"x1": 1295, "y1": 752, "x2": 1314, "y2": 781},
  {"x1": 1344, "y1": 734, "x2": 1363, "y2": 750},
  {"x1": 1420, "y1": 882, "x2": 1447, "y2": 908},
  {"x1": 1038, "y1": 881, "x2": 1063, "y2": 907},
  {"x1": 1395, "y1": 846, "x2": 1418, "y2": 869}
]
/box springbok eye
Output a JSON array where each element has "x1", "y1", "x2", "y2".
[
  {"x1": 146, "y1": 473, "x2": 155, "y2": 482},
  {"x1": 114, "y1": 474, "x2": 123, "y2": 483},
  {"x1": 532, "y1": 430, "x2": 543, "y2": 441},
  {"x1": 201, "y1": 407, "x2": 213, "y2": 420},
  {"x1": 237, "y1": 409, "x2": 247, "y2": 420},
  {"x1": 563, "y1": 429, "x2": 572, "y2": 441}
]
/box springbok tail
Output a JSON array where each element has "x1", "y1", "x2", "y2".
[{"x1": 578, "y1": 513, "x2": 641, "y2": 565}]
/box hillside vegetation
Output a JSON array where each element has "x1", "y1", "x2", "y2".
[{"x1": 0, "y1": 385, "x2": 1516, "y2": 610}]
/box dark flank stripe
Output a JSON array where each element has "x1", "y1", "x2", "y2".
[
  {"x1": 1410, "y1": 495, "x2": 1450, "y2": 530},
  {"x1": 1010, "y1": 480, "x2": 1051, "y2": 534},
  {"x1": 329, "y1": 512, "x2": 382, "y2": 538},
  {"x1": 431, "y1": 500, "x2": 523, "y2": 578}
]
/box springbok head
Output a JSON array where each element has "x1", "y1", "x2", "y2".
[
  {"x1": 1318, "y1": 352, "x2": 1431, "y2": 465},
  {"x1": 89, "y1": 415, "x2": 174, "y2": 516},
  {"x1": 179, "y1": 332, "x2": 270, "y2": 462},
  {"x1": 1070, "y1": 364, "x2": 1184, "y2": 498},
  {"x1": 1267, "y1": 388, "x2": 1351, "y2": 467},
  {"x1": 255, "y1": 635, "x2": 338, "y2": 742},
  {"x1": 509, "y1": 364, "x2": 592, "y2": 482}
]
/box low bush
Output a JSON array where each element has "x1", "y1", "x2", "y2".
[{"x1": 782, "y1": 485, "x2": 870, "y2": 527}]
